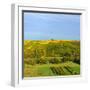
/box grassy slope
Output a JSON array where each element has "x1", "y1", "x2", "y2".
[{"x1": 24, "y1": 62, "x2": 80, "y2": 77}]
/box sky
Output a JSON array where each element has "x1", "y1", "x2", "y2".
[{"x1": 24, "y1": 12, "x2": 80, "y2": 40}]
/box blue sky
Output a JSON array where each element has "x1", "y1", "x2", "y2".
[{"x1": 24, "y1": 12, "x2": 80, "y2": 40}]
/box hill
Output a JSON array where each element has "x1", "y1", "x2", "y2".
[{"x1": 24, "y1": 40, "x2": 80, "y2": 77}]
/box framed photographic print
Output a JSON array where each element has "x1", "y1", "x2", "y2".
[{"x1": 11, "y1": 4, "x2": 87, "y2": 87}]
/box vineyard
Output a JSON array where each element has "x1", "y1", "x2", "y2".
[
  {"x1": 24, "y1": 62, "x2": 80, "y2": 77},
  {"x1": 24, "y1": 40, "x2": 80, "y2": 77},
  {"x1": 50, "y1": 65, "x2": 79, "y2": 75}
]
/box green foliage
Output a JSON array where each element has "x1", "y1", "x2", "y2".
[
  {"x1": 73, "y1": 56, "x2": 80, "y2": 64},
  {"x1": 48, "y1": 57, "x2": 62, "y2": 64},
  {"x1": 24, "y1": 40, "x2": 80, "y2": 65},
  {"x1": 51, "y1": 38, "x2": 54, "y2": 41},
  {"x1": 24, "y1": 40, "x2": 80, "y2": 77},
  {"x1": 24, "y1": 62, "x2": 80, "y2": 77},
  {"x1": 24, "y1": 58, "x2": 36, "y2": 65},
  {"x1": 36, "y1": 57, "x2": 47, "y2": 64}
]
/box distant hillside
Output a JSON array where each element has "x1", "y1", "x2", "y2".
[{"x1": 24, "y1": 40, "x2": 80, "y2": 64}]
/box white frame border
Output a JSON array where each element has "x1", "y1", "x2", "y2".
[{"x1": 11, "y1": 4, "x2": 87, "y2": 87}]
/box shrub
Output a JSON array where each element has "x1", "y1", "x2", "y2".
[
  {"x1": 62, "y1": 56, "x2": 71, "y2": 62},
  {"x1": 49, "y1": 57, "x2": 61, "y2": 64},
  {"x1": 24, "y1": 58, "x2": 36, "y2": 65},
  {"x1": 36, "y1": 57, "x2": 47, "y2": 64},
  {"x1": 73, "y1": 56, "x2": 80, "y2": 64}
]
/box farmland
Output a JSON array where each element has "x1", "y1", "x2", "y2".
[{"x1": 24, "y1": 40, "x2": 80, "y2": 77}]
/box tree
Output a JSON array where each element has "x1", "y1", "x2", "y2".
[{"x1": 51, "y1": 38, "x2": 54, "y2": 41}]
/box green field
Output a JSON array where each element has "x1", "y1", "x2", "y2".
[
  {"x1": 24, "y1": 40, "x2": 80, "y2": 77},
  {"x1": 24, "y1": 62, "x2": 80, "y2": 77}
]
